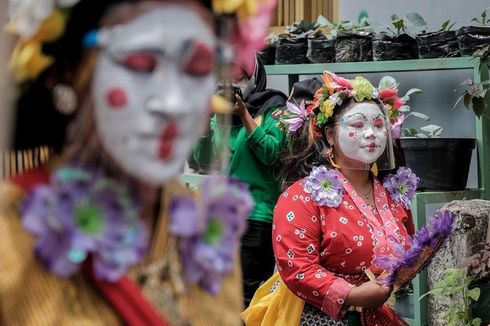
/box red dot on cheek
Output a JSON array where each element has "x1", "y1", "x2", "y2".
[
  {"x1": 349, "y1": 132, "x2": 356, "y2": 138},
  {"x1": 106, "y1": 87, "x2": 128, "y2": 109}
]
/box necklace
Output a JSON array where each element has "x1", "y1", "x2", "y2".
[
  {"x1": 352, "y1": 182, "x2": 373, "y2": 200},
  {"x1": 359, "y1": 188, "x2": 372, "y2": 200}
]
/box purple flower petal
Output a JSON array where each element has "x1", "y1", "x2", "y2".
[
  {"x1": 383, "y1": 167, "x2": 419, "y2": 210},
  {"x1": 170, "y1": 176, "x2": 253, "y2": 294},
  {"x1": 302, "y1": 166, "x2": 343, "y2": 207},
  {"x1": 21, "y1": 162, "x2": 148, "y2": 281}
]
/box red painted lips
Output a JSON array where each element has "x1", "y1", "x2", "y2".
[{"x1": 158, "y1": 122, "x2": 178, "y2": 160}]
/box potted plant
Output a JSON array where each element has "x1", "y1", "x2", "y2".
[
  {"x1": 372, "y1": 13, "x2": 426, "y2": 61},
  {"x1": 306, "y1": 16, "x2": 336, "y2": 63},
  {"x1": 454, "y1": 45, "x2": 490, "y2": 118},
  {"x1": 275, "y1": 18, "x2": 319, "y2": 64},
  {"x1": 380, "y1": 75, "x2": 476, "y2": 191},
  {"x1": 462, "y1": 242, "x2": 490, "y2": 325},
  {"x1": 258, "y1": 33, "x2": 278, "y2": 65},
  {"x1": 333, "y1": 18, "x2": 374, "y2": 62},
  {"x1": 417, "y1": 20, "x2": 461, "y2": 58},
  {"x1": 457, "y1": 8, "x2": 490, "y2": 56}
]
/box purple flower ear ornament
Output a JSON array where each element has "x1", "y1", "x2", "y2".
[
  {"x1": 169, "y1": 176, "x2": 254, "y2": 294},
  {"x1": 21, "y1": 164, "x2": 149, "y2": 282},
  {"x1": 374, "y1": 209, "x2": 456, "y2": 288}
]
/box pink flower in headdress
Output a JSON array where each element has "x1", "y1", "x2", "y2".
[
  {"x1": 333, "y1": 75, "x2": 353, "y2": 90},
  {"x1": 393, "y1": 97, "x2": 405, "y2": 110},
  {"x1": 379, "y1": 88, "x2": 398, "y2": 101},
  {"x1": 391, "y1": 113, "x2": 405, "y2": 140},
  {"x1": 233, "y1": 0, "x2": 276, "y2": 76}
]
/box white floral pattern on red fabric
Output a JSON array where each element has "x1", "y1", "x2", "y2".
[{"x1": 273, "y1": 175, "x2": 414, "y2": 320}]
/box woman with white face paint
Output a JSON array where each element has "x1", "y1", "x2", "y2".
[
  {"x1": 0, "y1": 0, "x2": 276, "y2": 325},
  {"x1": 243, "y1": 72, "x2": 420, "y2": 326}
]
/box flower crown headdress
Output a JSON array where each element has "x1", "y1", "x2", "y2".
[
  {"x1": 6, "y1": 0, "x2": 276, "y2": 83},
  {"x1": 278, "y1": 71, "x2": 421, "y2": 138}
]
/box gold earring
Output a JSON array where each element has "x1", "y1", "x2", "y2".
[
  {"x1": 371, "y1": 162, "x2": 378, "y2": 176},
  {"x1": 325, "y1": 147, "x2": 341, "y2": 169}
]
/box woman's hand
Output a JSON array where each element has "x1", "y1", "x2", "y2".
[
  {"x1": 233, "y1": 94, "x2": 247, "y2": 118},
  {"x1": 345, "y1": 280, "x2": 392, "y2": 309}
]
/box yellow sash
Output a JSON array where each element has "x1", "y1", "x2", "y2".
[{"x1": 241, "y1": 272, "x2": 305, "y2": 326}]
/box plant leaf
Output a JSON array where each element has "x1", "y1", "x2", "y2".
[
  {"x1": 400, "y1": 105, "x2": 411, "y2": 113},
  {"x1": 410, "y1": 111, "x2": 430, "y2": 120},
  {"x1": 403, "y1": 88, "x2": 423, "y2": 101},
  {"x1": 464, "y1": 93, "x2": 472, "y2": 109},
  {"x1": 404, "y1": 128, "x2": 418, "y2": 137},
  {"x1": 420, "y1": 124, "x2": 443, "y2": 133},
  {"x1": 472, "y1": 97, "x2": 487, "y2": 117},
  {"x1": 467, "y1": 287, "x2": 480, "y2": 302},
  {"x1": 471, "y1": 318, "x2": 482, "y2": 326},
  {"x1": 379, "y1": 76, "x2": 397, "y2": 90},
  {"x1": 405, "y1": 12, "x2": 427, "y2": 26},
  {"x1": 316, "y1": 15, "x2": 333, "y2": 28},
  {"x1": 454, "y1": 93, "x2": 466, "y2": 109}
]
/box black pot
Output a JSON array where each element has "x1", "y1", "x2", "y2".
[
  {"x1": 417, "y1": 30, "x2": 461, "y2": 58},
  {"x1": 457, "y1": 26, "x2": 490, "y2": 56},
  {"x1": 372, "y1": 32, "x2": 418, "y2": 61},
  {"x1": 258, "y1": 46, "x2": 276, "y2": 65},
  {"x1": 470, "y1": 282, "x2": 490, "y2": 324},
  {"x1": 399, "y1": 138, "x2": 475, "y2": 191},
  {"x1": 307, "y1": 36, "x2": 336, "y2": 63},
  {"x1": 275, "y1": 35, "x2": 309, "y2": 64},
  {"x1": 335, "y1": 31, "x2": 373, "y2": 62}
]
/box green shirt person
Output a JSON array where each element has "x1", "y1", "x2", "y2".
[{"x1": 194, "y1": 57, "x2": 287, "y2": 307}]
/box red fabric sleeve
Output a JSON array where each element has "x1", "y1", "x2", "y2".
[{"x1": 272, "y1": 185, "x2": 354, "y2": 320}]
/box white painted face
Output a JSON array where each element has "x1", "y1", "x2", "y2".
[
  {"x1": 337, "y1": 102, "x2": 388, "y2": 164},
  {"x1": 92, "y1": 6, "x2": 215, "y2": 185}
]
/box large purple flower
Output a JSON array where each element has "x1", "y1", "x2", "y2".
[
  {"x1": 383, "y1": 166, "x2": 419, "y2": 210},
  {"x1": 302, "y1": 166, "x2": 343, "y2": 207},
  {"x1": 21, "y1": 164, "x2": 148, "y2": 281},
  {"x1": 169, "y1": 176, "x2": 253, "y2": 294},
  {"x1": 375, "y1": 210, "x2": 455, "y2": 287}
]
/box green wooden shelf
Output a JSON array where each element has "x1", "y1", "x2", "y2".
[{"x1": 265, "y1": 57, "x2": 478, "y2": 75}]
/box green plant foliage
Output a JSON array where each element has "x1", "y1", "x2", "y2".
[
  {"x1": 420, "y1": 268, "x2": 482, "y2": 326},
  {"x1": 322, "y1": 17, "x2": 372, "y2": 38},
  {"x1": 453, "y1": 79, "x2": 490, "y2": 118},
  {"x1": 437, "y1": 20, "x2": 457, "y2": 32},
  {"x1": 387, "y1": 12, "x2": 427, "y2": 38},
  {"x1": 471, "y1": 8, "x2": 490, "y2": 26}
]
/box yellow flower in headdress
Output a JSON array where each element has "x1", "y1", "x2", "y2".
[
  {"x1": 320, "y1": 99, "x2": 335, "y2": 118},
  {"x1": 33, "y1": 9, "x2": 66, "y2": 42},
  {"x1": 7, "y1": 9, "x2": 66, "y2": 82},
  {"x1": 5, "y1": 9, "x2": 66, "y2": 42},
  {"x1": 351, "y1": 76, "x2": 374, "y2": 102},
  {"x1": 10, "y1": 41, "x2": 54, "y2": 82}
]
